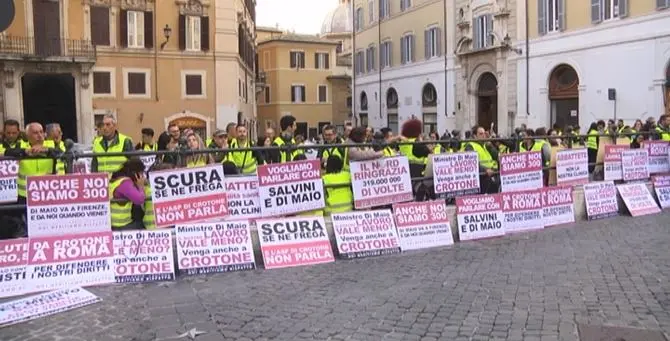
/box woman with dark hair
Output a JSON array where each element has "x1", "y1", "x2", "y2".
[{"x1": 109, "y1": 158, "x2": 146, "y2": 230}]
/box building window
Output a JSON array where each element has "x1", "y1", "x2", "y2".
[
  {"x1": 400, "y1": 34, "x2": 414, "y2": 64},
  {"x1": 264, "y1": 87, "x2": 271, "y2": 103},
  {"x1": 603, "y1": 0, "x2": 620, "y2": 20},
  {"x1": 659, "y1": 0, "x2": 670, "y2": 10},
  {"x1": 400, "y1": 0, "x2": 412, "y2": 11},
  {"x1": 290, "y1": 51, "x2": 305, "y2": 69},
  {"x1": 291, "y1": 85, "x2": 306, "y2": 103},
  {"x1": 538, "y1": 0, "x2": 564, "y2": 35},
  {"x1": 127, "y1": 10, "x2": 145, "y2": 48},
  {"x1": 359, "y1": 113, "x2": 369, "y2": 127},
  {"x1": 388, "y1": 112, "x2": 398, "y2": 133},
  {"x1": 182, "y1": 70, "x2": 206, "y2": 98},
  {"x1": 380, "y1": 41, "x2": 392, "y2": 68},
  {"x1": 423, "y1": 113, "x2": 438, "y2": 134},
  {"x1": 186, "y1": 16, "x2": 202, "y2": 51},
  {"x1": 315, "y1": 53, "x2": 330, "y2": 69},
  {"x1": 380, "y1": 0, "x2": 390, "y2": 19},
  {"x1": 355, "y1": 51, "x2": 365, "y2": 75},
  {"x1": 473, "y1": 14, "x2": 493, "y2": 49},
  {"x1": 368, "y1": 0, "x2": 375, "y2": 23},
  {"x1": 592, "y1": 0, "x2": 628, "y2": 23},
  {"x1": 318, "y1": 85, "x2": 328, "y2": 103},
  {"x1": 92, "y1": 68, "x2": 114, "y2": 97},
  {"x1": 355, "y1": 8, "x2": 364, "y2": 31},
  {"x1": 424, "y1": 27, "x2": 440, "y2": 59},
  {"x1": 90, "y1": 6, "x2": 110, "y2": 46},
  {"x1": 366, "y1": 45, "x2": 376, "y2": 72},
  {"x1": 123, "y1": 68, "x2": 150, "y2": 98}
]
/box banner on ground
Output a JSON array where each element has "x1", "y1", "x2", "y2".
[
  {"x1": 0, "y1": 238, "x2": 29, "y2": 298},
  {"x1": 431, "y1": 152, "x2": 480, "y2": 199},
  {"x1": 604, "y1": 144, "x2": 630, "y2": 181},
  {"x1": 616, "y1": 183, "x2": 661, "y2": 217},
  {"x1": 499, "y1": 152, "x2": 543, "y2": 192},
  {"x1": 542, "y1": 186, "x2": 575, "y2": 227},
  {"x1": 502, "y1": 189, "x2": 544, "y2": 233},
  {"x1": 584, "y1": 181, "x2": 619, "y2": 220},
  {"x1": 392, "y1": 201, "x2": 453, "y2": 250},
  {"x1": 644, "y1": 141, "x2": 669, "y2": 174},
  {"x1": 176, "y1": 221, "x2": 255, "y2": 275},
  {"x1": 555, "y1": 148, "x2": 589, "y2": 186},
  {"x1": 0, "y1": 160, "x2": 18, "y2": 204},
  {"x1": 332, "y1": 210, "x2": 401, "y2": 259},
  {"x1": 26, "y1": 173, "x2": 110, "y2": 237},
  {"x1": 28, "y1": 231, "x2": 115, "y2": 293},
  {"x1": 350, "y1": 156, "x2": 413, "y2": 209},
  {"x1": 257, "y1": 160, "x2": 325, "y2": 216},
  {"x1": 149, "y1": 165, "x2": 228, "y2": 228},
  {"x1": 621, "y1": 149, "x2": 649, "y2": 182},
  {"x1": 455, "y1": 194, "x2": 505, "y2": 241},
  {"x1": 652, "y1": 175, "x2": 670, "y2": 209},
  {"x1": 0, "y1": 287, "x2": 100, "y2": 328},
  {"x1": 225, "y1": 176, "x2": 261, "y2": 221},
  {"x1": 113, "y1": 230, "x2": 175, "y2": 283},
  {"x1": 257, "y1": 216, "x2": 334, "y2": 269}
]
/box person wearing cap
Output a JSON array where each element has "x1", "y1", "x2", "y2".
[{"x1": 208, "y1": 129, "x2": 229, "y2": 163}]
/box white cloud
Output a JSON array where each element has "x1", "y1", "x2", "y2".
[{"x1": 256, "y1": 0, "x2": 339, "y2": 34}]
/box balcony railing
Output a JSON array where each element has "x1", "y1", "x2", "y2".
[{"x1": 0, "y1": 36, "x2": 96, "y2": 61}]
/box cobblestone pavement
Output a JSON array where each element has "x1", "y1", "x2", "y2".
[{"x1": 3, "y1": 213, "x2": 670, "y2": 341}]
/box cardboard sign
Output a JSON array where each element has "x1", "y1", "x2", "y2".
[
  {"x1": 392, "y1": 201, "x2": 454, "y2": 250},
  {"x1": 621, "y1": 149, "x2": 649, "y2": 182},
  {"x1": 455, "y1": 194, "x2": 505, "y2": 241},
  {"x1": 644, "y1": 141, "x2": 669, "y2": 174},
  {"x1": 350, "y1": 156, "x2": 413, "y2": 209},
  {"x1": 584, "y1": 182, "x2": 619, "y2": 220},
  {"x1": 0, "y1": 160, "x2": 18, "y2": 203},
  {"x1": 617, "y1": 183, "x2": 661, "y2": 217},
  {"x1": 652, "y1": 175, "x2": 670, "y2": 209},
  {"x1": 499, "y1": 152, "x2": 543, "y2": 192},
  {"x1": 603, "y1": 144, "x2": 630, "y2": 181},
  {"x1": 502, "y1": 188, "x2": 544, "y2": 233},
  {"x1": 332, "y1": 210, "x2": 401, "y2": 259},
  {"x1": 0, "y1": 238, "x2": 29, "y2": 298},
  {"x1": 150, "y1": 165, "x2": 228, "y2": 227},
  {"x1": 0, "y1": 287, "x2": 100, "y2": 328},
  {"x1": 431, "y1": 152, "x2": 480, "y2": 199},
  {"x1": 176, "y1": 221, "x2": 256, "y2": 275},
  {"x1": 257, "y1": 216, "x2": 334, "y2": 269},
  {"x1": 113, "y1": 230, "x2": 175, "y2": 283},
  {"x1": 225, "y1": 176, "x2": 261, "y2": 221},
  {"x1": 542, "y1": 186, "x2": 575, "y2": 227},
  {"x1": 555, "y1": 148, "x2": 589, "y2": 186},
  {"x1": 257, "y1": 160, "x2": 325, "y2": 216}
]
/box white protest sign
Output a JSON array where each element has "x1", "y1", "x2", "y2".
[
  {"x1": 621, "y1": 149, "x2": 649, "y2": 183},
  {"x1": 616, "y1": 183, "x2": 661, "y2": 217},
  {"x1": 502, "y1": 188, "x2": 544, "y2": 233},
  {"x1": 541, "y1": 186, "x2": 575, "y2": 227},
  {"x1": 0, "y1": 238, "x2": 29, "y2": 298},
  {"x1": 225, "y1": 175, "x2": 261, "y2": 220},
  {"x1": 113, "y1": 230, "x2": 175, "y2": 283},
  {"x1": 257, "y1": 216, "x2": 334, "y2": 269},
  {"x1": 584, "y1": 181, "x2": 619, "y2": 220},
  {"x1": 392, "y1": 201, "x2": 453, "y2": 251},
  {"x1": 332, "y1": 210, "x2": 401, "y2": 259},
  {"x1": 0, "y1": 160, "x2": 18, "y2": 203},
  {"x1": 431, "y1": 152, "x2": 480, "y2": 199},
  {"x1": 350, "y1": 156, "x2": 413, "y2": 209},
  {"x1": 150, "y1": 164, "x2": 228, "y2": 228},
  {"x1": 652, "y1": 175, "x2": 670, "y2": 209},
  {"x1": 604, "y1": 145, "x2": 629, "y2": 181},
  {"x1": 0, "y1": 287, "x2": 100, "y2": 328},
  {"x1": 456, "y1": 194, "x2": 505, "y2": 241},
  {"x1": 644, "y1": 141, "x2": 669, "y2": 174},
  {"x1": 555, "y1": 148, "x2": 589, "y2": 186},
  {"x1": 257, "y1": 160, "x2": 325, "y2": 216},
  {"x1": 499, "y1": 152, "x2": 543, "y2": 192}
]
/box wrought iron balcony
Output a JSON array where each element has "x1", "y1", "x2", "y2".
[{"x1": 0, "y1": 36, "x2": 96, "y2": 62}]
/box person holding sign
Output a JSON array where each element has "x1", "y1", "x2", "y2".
[
  {"x1": 109, "y1": 158, "x2": 147, "y2": 230},
  {"x1": 183, "y1": 133, "x2": 214, "y2": 168},
  {"x1": 322, "y1": 155, "x2": 353, "y2": 214}
]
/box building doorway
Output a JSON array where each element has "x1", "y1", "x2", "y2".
[
  {"x1": 421, "y1": 83, "x2": 438, "y2": 134},
  {"x1": 359, "y1": 91, "x2": 368, "y2": 127},
  {"x1": 386, "y1": 88, "x2": 399, "y2": 133},
  {"x1": 22, "y1": 73, "x2": 77, "y2": 141},
  {"x1": 476, "y1": 72, "x2": 498, "y2": 133},
  {"x1": 170, "y1": 117, "x2": 207, "y2": 139},
  {"x1": 33, "y1": 0, "x2": 61, "y2": 57},
  {"x1": 549, "y1": 64, "x2": 579, "y2": 130}
]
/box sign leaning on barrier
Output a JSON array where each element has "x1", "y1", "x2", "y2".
[
  {"x1": 653, "y1": 175, "x2": 670, "y2": 209},
  {"x1": 257, "y1": 216, "x2": 334, "y2": 269},
  {"x1": 332, "y1": 210, "x2": 401, "y2": 259},
  {"x1": 113, "y1": 230, "x2": 175, "y2": 283},
  {"x1": 616, "y1": 183, "x2": 661, "y2": 217},
  {"x1": 149, "y1": 164, "x2": 228, "y2": 228},
  {"x1": 499, "y1": 151, "x2": 543, "y2": 192},
  {"x1": 26, "y1": 173, "x2": 110, "y2": 237},
  {"x1": 456, "y1": 194, "x2": 505, "y2": 241},
  {"x1": 0, "y1": 238, "x2": 29, "y2": 298},
  {"x1": 644, "y1": 141, "x2": 670, "y2": 174},
  {"x1": 621, "y1": 149, "x2": 650, "y2": 183},
  {"x1": 431, "y1": 152, "x2": 480, "y2": 199},
  {"x1": 225, "y1": 176, "x2": 261, "y2": 221},
  {"x1": 502, "y1": 188, "x2": 544, "y2": 233},
  {"x1": 542, "y1": 186, "x2": 576, "y2": 227},
  {"x1": 392, "y1": 201, "x2": 453, "y2": 251},
  {"x1": 350, "y1": 156, "x2": 413, "y2": 209},
  {"x1": 175, "y1": 221, "x2": 256, "y2": 275},
  {"x1": 257, "y1": 160, "x2": 325, "y2": 216},
  {"x1": 0, "y1": 160, "x2": 18, "y2": 203},
  {"x1": 604, "y1": 144, "x2": 630, "y2": 181},
  {"x1": 584, "y1": 181, "x2": 619, "y2": 220},
  {"x1": 555, "y1": 148, "x2": 589, "y2": 186}
]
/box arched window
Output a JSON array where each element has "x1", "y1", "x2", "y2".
[
  {"x1": 548, "y1": 64, "x2": 579, "y2": 99},
  {"x1": 360, "y1": 91, "x2": 368, "y2": 111},
  {"x1": 421, "y1": 83, "x2": 437, "y2": 107}
]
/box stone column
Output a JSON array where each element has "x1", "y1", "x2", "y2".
[{"x1": 78, "y1": 64, "x2": 94, "y2": 144}]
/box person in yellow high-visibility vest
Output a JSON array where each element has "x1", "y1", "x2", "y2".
[
  {"x1": 270, "y1": 115, "x2": 304, "y2": 163},
  {"x1": 318, "y1": 124, "x2": 348, "y2": 170},
  {"x1": 229, "y1": 124, "x2": 264, "y2": 174},
  {"x1": 463, "y1": 126, "x2": 499, "y2": 194},
  {"x1": 585, "y1": 121, "x2": 605, "y2": 174},
  {"x1": 109, "y1": 158, "x2": 146, "y2": 230},
  {"x1": 322, "y1": 155, "x2": 353, "y2": 215},
  {"x1": 519, "y1": 128, "x2": 552, "y2": 186},
  {"x1": 135, "y1": 128, "x2": 158, "y2": 151},
  {"x1": 2, "y1": 119, "x2": 24, "y2": 150},
  {"x1": 183, "y1": 132, "x2": 213, "y2": 168},
  {"x1": 92, "y1": 114, "x2": 134, "y2": 174},
  {"x1": 45, "y1": 123, "x2": 66, "y2": 174},
  {"x1": 654, "y1": 114, "x2": 670, "y2": 141},
  {"x1": 398, "y1": 119, "x2": 430, "y2": 178}
]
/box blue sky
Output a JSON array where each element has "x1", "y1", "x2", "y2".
[{"x1": 256, "y1": 0, "x2": 339, "y2": 34}]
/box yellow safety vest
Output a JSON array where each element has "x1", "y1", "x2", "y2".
[
  {"x1": 321, "y1": 145, "x2": 349, "y2": 171},
  {"x1": 0, "y1": 144, "x2": 4, "y2": 156},
  {"x1": 205, "y1": 138, "x2": 213, "y2": 147},
  {"x1": 109, "y1": 177, "x2": 133, "y2": 228},
  {"x1": 142, "y1": 143, "x2": 158, "y2": 151},
  {"x1": 322, "y1": 172, "x2": 353, "y2": 214},
  {"x1": 229, "y1": 139, "x2": 258, "y2": 174},
  {"x1": 498, "y1": 144, "x2": 509, "y2": 154},
  {"x1": 655, "y1": 126, "x2": 670, "y2": 141},
  {"x1": 468, "y1": 141, "x2": 498, "y2": 170},
  {"x1": 17, "y1": 140, "x2": 56, "y2": 198},
  {"x1": 519, "y1": 140, "x2": 549, "y2": 166},
  {"x1": 383, "y1": 146, "x2": 396, "y2": 157},
  {"x1": 433, "y1": 144, "x2": 443, "y2": 154},
  {"x1": 143, "y1": 185, "x2": 155, "y2": 230},
  {"x1": 273, "y1": 137, "x2": 303, "y2": 163},
  {"x1": 93, "y1": 133, "x2": 131, "y2": 174},
  {"x1": 399, "y1": 138, "x2": 426, "y2": 165},
  {"x1": 586, "y1": 129, "x2": 598, "y2": 150},
  {"x1": 187, "y1": 159, "x2": 207, "y2": 168},
  {"x1": 47, "y1": 140, "x2": 66, "y2": 174}
]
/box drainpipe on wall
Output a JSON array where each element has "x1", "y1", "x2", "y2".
[
  {"x1": 351, "y1": 0, "x2": 357, "y2": 127},
  {"x1": 377, "y1": 8, "x2": 382, "y2": 123}
]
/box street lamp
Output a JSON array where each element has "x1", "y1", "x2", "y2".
[{"x1": 160, "y1": 24, "x2": 172, "y2": 50}]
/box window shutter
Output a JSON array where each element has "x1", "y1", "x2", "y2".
[
  {"x1": 658, "y1": 0, "x2": 669, "y2": 10},
  {"x1": 436, "y1": 28, "x2": 441, "y2": 56},
  {"x1": 388, "y1": 41, "x2": 392, "y2": 66},
  {"x1": 409, "y1": 35, "x2": 415, "y2": 62},
  {"x1": 557, "y1": 0, "x2": 566, "y2": 31},
  {"x1": 619, "y1": 0, "x2": 628, "y2": 18},
  {"x1": 325, "y1": 53, "x2": 330, "y2": 69},
  {"x1": 424, "y1": 29, "x2": 430, "y2": 60},
  {"x1": 144, "y1": 11, "x2": 154, "y2": 48},
  {"x1": 400, "y1": 38, "x2": 405, "y2": 64},
  {"x1": 380, "y1": 44, "x2": 385, "y2": 67},
  {"x1": 290, "y1": 52, "x2": 296, "y2": 68},
  {"x1": 300, "y1": 86, "x2": 306, "y2": 102},
  {"x1": 119, "y1": 9, "x2": 128, "y2": 47},
  {"x1": 473, "y1": 17, "x2": 481, "y2": 49},
  {"x1": 485, "y1": 15, "x2": 494, "y2": 47},
  {"x1": 314, "y1": 53, "x2": 319, "y2": 68},
  {"x1": 538, "y1": 0, "x2": 547, "y2": 35},
  {"x1": 291, "y1": 86, "x2": 296, "y2": 102},
  {"x1": 201, "y1": 16, "x2": 210, "y2": 51},
  {"x1": 178, "y1": 15, "x2": 186, "y2": 50},
  {"x1": 591, "y1": 0, "x2": 602, "y2": 24}
]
